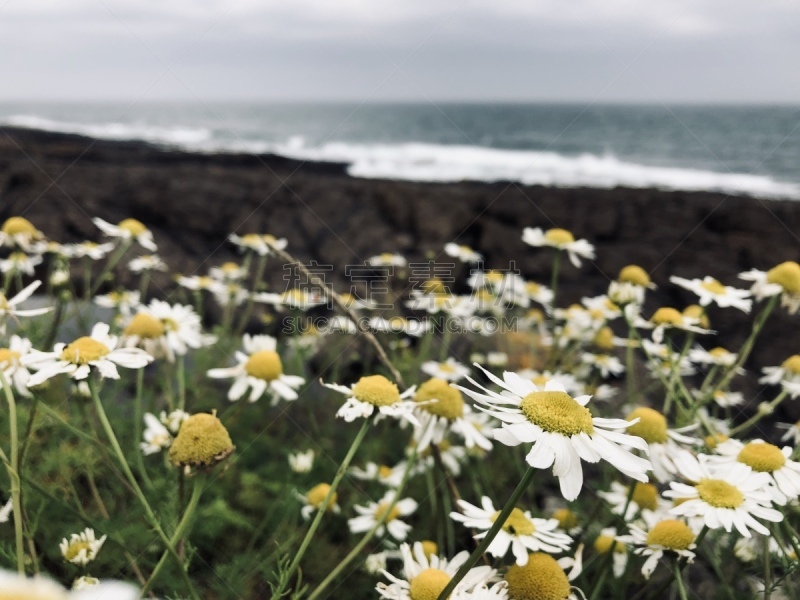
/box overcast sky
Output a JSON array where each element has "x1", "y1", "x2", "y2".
[{"x1": 2, "y1": 0, "x2": 799, "y2": 103}]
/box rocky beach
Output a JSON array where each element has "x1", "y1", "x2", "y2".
[{"x1": 1, "y1": 125, "x2": 798, "y2": 408}]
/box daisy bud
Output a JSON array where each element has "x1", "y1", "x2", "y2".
[{"x1": 169, "y1": 412, "x2": 235, "y2": 469}]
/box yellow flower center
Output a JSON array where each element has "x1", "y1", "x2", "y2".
[
  {"x1": 2, "y1": 216, "x2": 37, "y2": 236},
  {"x1": 700, "y1": 279, "x2": 727, "y2": 295},
  {"x1": 8, "y1": 252, "x2": 28, "y2": 264},
  {"x1": 306, "y1": 483, "x2": 337, "y2": 510},
  {"x1": 505, "y1": 552, "x2": 571, "y2": 600},
  {"x1": 625, "y1": 407, "x2": 668, "y2": 444},
  {"x1": 593, "y1": 327, "x2": 615, "y2": 351},
  {"x1": 378, "y1": 465, "x2": 393, "y2": 479},
  {"x1": 117, "y1": 218, "x2": 148, "y2": 237},
  {"x1": 491, "y1": 508, "x2": 536, "y2": 536},
  {"x1": 520, "y1": 391, "x2": 594, "y2": 436},
  {"x1": 632, "y1": 482, "x2": 659, "y2": 511},
  {"x1": 409, "y1": 568, "x2": 451, "y2": 600},
  {"x1": 650, "y1": 307, "x2": 683, "y2": 326},
  {"x1": 262, "y1": 234, "x2": 279, "y2": 245},
  {"x1": 781, "y1": 355, "x2": 800, "y2": 375},
  {"x1": 379, "y1": 252, "x2": 394, "y2": 261},
  {"x1": 767, "y1": 261, "x2": 800, "y2": 295},
  {"x1": 646, "y1": 520, "x2": 695, "y2": 550},
  {"x1": 168, "y1": 412, "x2": 235, "y2": 468},
  {"x1": 374, "y1": 502, "x2": 401, "y2": 523},
  {"x1": 553, "y1": 508, "x2": 578, "y2": 530},
  {"x1": 438, "y1": 363, "x2": 456, "y2": 373},
  {"x1": 197, "y1": 276, "x2": 214, "y2": 288},
  {"x1": 414, "y1": 378, "x2": 464, "y2": 420},
  {"x1": 60, "y1": 337, "x2": 111, "y2": 365},
  {"x1": 420, "y1": 540, "x2": 438, "y2": 558},
  {"x1": 64, "y1": 540, "x2": 92, "y2": 562},
  {"x1": 696, "y1": 479, "x2": 744, "y2": 508},
  {"x1": 527, "y1": 308, "x2": 545, "y2": 323},
  {"x1": 485, "y1": 270, "x2": 504, "y2": 284},
  {"x1": 737, "y1": 442, "x2": 786, "y2": 472},
  {"x1": 709, "y1": 347, "x2": 730, "y2": 358},
  {"x1": 544, "y1": 228, "x2": 575, "y2": 246},
  {"x1": 683, "y1": 304, "x2": 709, "y2": 328},
  {"x1": 352, "y1": 375, "x2": 401, "y2": 407},
  {"x1": 526, "y1": 281, "x2": 541, "y2": 295},
  {"x1": 124, "y1": 313, "x2": 165, "y2": 339},
  {"x1": 618, "y1": 265, "x2": 650, "y2": 287},
  {"x1": 0, "y1": 348, "x2": 21, "y2": 367},
  {"x1": 221, "y1": 262, "x2": 240, "y2": 274},
  {"x1": 422, "y1": 278, "x2": 446, "y2": 294},
  {"x1": 704, "y1": 433, "x2": 728, "y2": 449},
  {"x1": 244, "y1": 350, "x2": 283, "y2": 382},
  {"x1": 594, "y1": 534, "x2": 626, "y2": 554}
]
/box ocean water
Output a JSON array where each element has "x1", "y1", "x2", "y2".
[{"x1": 1, "y1": 101, "x2": 799, "y2": 199}]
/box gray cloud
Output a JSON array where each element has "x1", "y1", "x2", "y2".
[{"x1": 1, "y1": 0, "x2": 799, "y2": 102}]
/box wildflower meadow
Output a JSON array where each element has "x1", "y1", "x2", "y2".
[{"x1": 0, "y1": 215, "x2": 799, "y2": 599}]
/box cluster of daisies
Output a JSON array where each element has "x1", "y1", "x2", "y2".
[{"x1": 2, "y1": 213, "x2": 800, "y2": 600}]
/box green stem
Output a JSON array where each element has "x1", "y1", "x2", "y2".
[
  {"x1": 763, "y1": 535, "x2": 771, "y2": 600},
  {"x1": 1, "y1": 372, "x2": 25, "y2": 574},
  {"x1": 307, "y1": 448, "x2": 419, "y2": 600},
  {"x1": 177, "y1": 355, "x2": 187, "y2": 411},
  {"x1": 133, "y1": 369, "x2": 153, "y2": 490},
  {"x1": 90, "y1": 240, "x2": 131, "y2": 297},
  {"x1": 673, "y1": 557, "x2": 689, "y2": 600},
  {"x1": 730, "y1": 390, "x2": 788, "y2": 436},
  {"x1": 436, "y1": 468, "x2": 536, "y2": 600},
  {"x1": 277, "y1": 418, "x2": 371, "y2": 595},
  {"x1": 88, "y1": 377, "x2": 199, "y2": 600},
  {"x1": 140, "y1": 474, "x2": 205, "y2": 597}
]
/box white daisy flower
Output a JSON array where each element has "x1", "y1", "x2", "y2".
[
  {"x1": 593, "y1": 527, "x2": 629, "y2": 578},
  {"x1": 623, "y1": 406, "x2": 700, "y2": 483},
  {"x1": 461, "y1": 581, "x2": 509, "y2": 600},
  {"x1": 581, "y1": 353, "x2": 625, "y2": 379},
  {"x1": 759, "y1": 355, "x2": 800, "y2": 398},
  {"x1": 522, "y1": 227, "x2": 595, "y2": 267},
  {"x1": 93, "y1": 217, "x2": 157, "y2": 251},
  {"x1": 608, "y1": 265, "x2": 656, "y2": 306},
  {"x1": 141, "y1": 413, "x2": 172, "y2": 456},
  {"x1": 337, "y1": 293, "x2": 379, "y2": 311},
  {"x1": 503, "y1": 549, "x2": 584, "y2": 600},
  {"x1": 515, "y1": 369, "x2": 585, "y2": 398},
  {"x1": 60, "y1": 528, "x2": 107, "y2": 566},
  {"x1": 0, "y1": 284, "x2": 50, "y2": 326},
  {"x1": 288, "y1": 449, "x2": 315, "y2": 473},
  {"x1": 229, "y1": 233, "x2": 288, "y2": 256},
  {"x1": 253, "y1": 289, "x2": 325, "y2": 311},
  {"x1": 160, "y1": 409, "x2": 189, "y2": 434},
  {"x1": 598, "y1": 481, "x2": 668, "y2": 521},
  {"x1": 640, "y1": 339, "x2": 697, "y2": 379},
  {"x1": 349, "y1": 462, "x2": 407, "y2": 488},
  {"x1": 298, "y1": 483, "x2": 340, "y2": 520},
  {"x1": 121, "y1": 299, "x2": 216, "y2": 363},
  {"x1": 349, "y1": 491, "x2": 418, "y2": 541},
  {"x1": 209, "y1": 261, "x2": 248, "y2": 282},
  {"x1": 670, "y1": 275, "x2": 752, "y2": 313},
  {"x1": 0, "y1": 335, "x2": 34, "y2": 397},
  {"x1": 524, "y1": 281, "x2": 555, "y2": 309},
  {"x1": 93, "y1": 290, "x2": 141, "y2": 317},
  {"x1": 207, "y1": 334, "x2": 304, "y2": 404},
  {"x1": 703, "y1": 389, "x2": 745, "y2": 408},
  {"x1": 416, "y1": 440, "x2": 469, "y2": 477},
  {"x1": 128, "y1": 254, "x2": 167, "y2": 273},
  {"x1": 450, "y1": 496, "x2": 572, "y2": 565},
  {"x1": 365, "y1": 551, "x2": 389, "y2": 575},
  {"x1": 0, "y1": 569, "x2": 138, "y2": 600},
  {"x1": 0, "y1": 251, "x2": 42, "y2": 276},
  {"x1": 688, "y1": 345, "x2": 740, "y2": 369},
  {"x1": 0, "y1": 217, "x2": 44, "y2": 250},
  {"x1": 377, "y1": 541, "x2": 495, "y2": 600},
  {"x1": 71, "y1": 576, "x2": 100, "y2": 590},
  {"x1": 444, "y1": 242, "x2": 482, "y2": 264},
  {"x1": 0, "y1": 498, "x2": 13, "y2": 523},
  {"x1": 640, "y1": 306, "x2": 713, "y2": 344},
  {"x1": 323, "y1": 375, "x2": 419, "y2": 426},
  {"x1": 175, "y1": 274, "x2": 226, "y2": 294},
  {"x1": 24, "y1": 323, "x2": 153, "y2": 386},
  {"x1": 740, "y1": 261, "x2": 800, "y2": 314},
  {"x1": 665, "y1": 454, "x2": 783, "y2": 537},
  {"x1": 211, "y1": 282, "x2": 250, "y2": 308},
  {"x1": 367, "y1": 252, "x2": 407, "y2": 267},
  {"x1": 708, "y1": 439, "x2": 800, "y2": 505},
  {"x1": 777, "y1": 420, "x2": 800, "y2": 445},
  {"x1": 64, "y1": 241, "x2": 115, "y2": 261},
  {"x1": 457, "y1": 366, "x2": 651, "y2": 501},
  {"x1": 412, "y1": 378, "x2": 493, "y2": 452},
  {"x1": 618, "y1": 516, "x2": 697, "y2": 580}
]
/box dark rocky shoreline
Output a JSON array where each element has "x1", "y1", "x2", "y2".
[{"x1": 1, "y1": 125, "x2": 798, "y2": 416}]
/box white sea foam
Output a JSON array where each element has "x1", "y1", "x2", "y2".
[{"x1": 4, "y1": 114, "x2": 799, "y2": 200}]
